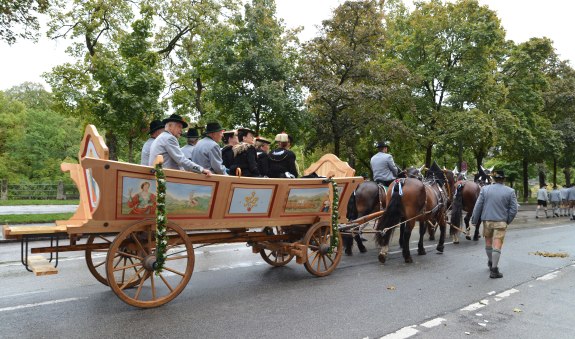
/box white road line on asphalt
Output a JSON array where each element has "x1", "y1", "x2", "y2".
[
  {"x1": 420, "y1": 317, "x2": 446, "y2": 328},
  {"x1": 0, "y1": 297, "x2": 86, "y2": 312},
  {"x1": 461, "y1": 299, "x2": 489, "y2": 311},
  {"x1": 0, "y1": 290, "x2": 48, "y2": 299},
  {"x1": 536, "y1": 271, "x2": 559, "y2": 281},
  {"x1": 389, "y1": 241, "x2": 454, "y2": 255},
  {"x1": 541, "y1": 225, "x2": 569, "y2": 230},
  {"x1": 495, "y1": 288, "x2": 519, "y2": 299},
  {"x1": 380, "y1": 325, "x2": 419, "y2": 339}
]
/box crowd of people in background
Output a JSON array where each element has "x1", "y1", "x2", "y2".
[
  {"x1": 536, "y1": 183, "x2": 575, "y2": 221},
  {"x1": 140, "y1": 114, "x2": 299, "y2": 179}
]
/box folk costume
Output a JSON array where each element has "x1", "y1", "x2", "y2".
[
  {"x1": 141, "y1": 120, "x2": 164, "y2": 166},
  {"x1": 370, "y1": 141, "x2": 398, "y2": 187},
  {"x1": 149, "y1": 115, "x2": 205, "y2": 173},
  {"x1": 191, "y1": 122, "x2": 227, "y2": 175},
  {"x1": 181, "y1": 128, "x2": 199, "y2": 160},
  {"x1": 256, "y1": 137, "x2": 271, "y2": 177},
  {"x1": 267, "y1": 133, "x2": 298, "y2": 178},
  {"x1": 230, "y1": 142, "x2": 260, "y2": 177}
]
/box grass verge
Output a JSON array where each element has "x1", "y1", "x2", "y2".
[
  {"x1": 0, "y1": 200, "x2": 79, "y2": 206},
  {"x1": 0, "y1": 213, "x2": 74, "y2": 224}
]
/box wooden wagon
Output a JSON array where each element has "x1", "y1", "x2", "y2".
[{"x1": 3, "y1": 125, "x2": 363, "y2": 308}]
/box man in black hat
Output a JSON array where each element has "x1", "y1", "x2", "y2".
[
  {"x1": 149, "y1": 114, "x2": 212, "y2": 176},
  {"x1": 181, "y1": 127, "x2": 200, "y2": 160},
  {"x1": 370, "y1": 141, "x2": 398, "y2": 187},
  {"x1": 140, "y1": 120, "x2": 164, "y2": 165},
  {"x1": 471, "y1": 170, "x2": 518, "y2": 279},
  {"x1": 191, "y1": 122, "x2": 228, "y2": 175}
]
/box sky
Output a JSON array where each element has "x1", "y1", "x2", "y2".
[{"x1": 1, "y1": 0, "x2": 574, "y2": 91}]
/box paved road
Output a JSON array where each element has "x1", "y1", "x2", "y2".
[
  {"x1": 0, "y1": 216, "x2": 574, "y2": 338},
  {"x1": 0, "y1": 205, "x2": 78, "y2": 215}
]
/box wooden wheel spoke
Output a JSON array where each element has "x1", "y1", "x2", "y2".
[
  {"x1": 321, "y1": 255, "x2": 328, "y2": 271},
  {"x1": 133, "y1": 271, "x2": 149, "y2": 300},
  {"x1": 165, "y1": 255, "x2": 188, "y2": 261},
  {"x1": 162, "y1": 266, "x2": 186, "y2": 277},
  {"x1": 116, "y1": 250, "x2": 143, "y2": 261},
  {"x1": 113, "y1": 262, "x2": 142, "y2": 272},
  {"x1": 120, "y1": 267, "x2": 146, "y2": 291},
  {"x1": 151, "y1": 273, "x2": 156, "y2": 300},
  {"x1": 310, "y1": 251, "x2": 320, "y2": 267},
  {"x1": 159, "y1": 273, "x2": 174, "y2": 292},
  {"x1": 93, "y1": 259, "x2": 107, "y2": 269},
  {"x1": 131, "y1": 233, "x2": 149, "y2": 256}
]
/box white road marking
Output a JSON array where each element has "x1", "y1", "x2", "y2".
[
  {"x1": 0, "y1": 297, "x2": 86, "y2": 312},
  {"x1": 420, "y1": 317, "x2": 446, "y2": 328},
  {"x1": 380, "y1": 325, "x2": 419, "y2": 339},
  {"x1": 495, "y1": 288, "x2": 519, "y2": 299},
  {"x1": 487, "y1": 291, "x2": 496, "y2": 295},
  {"x1": 536, "y1": 271, "x2": 559, "y2": 281},
  {"x1": 0, "y1": 290, "x2": 48, "y2": 299},
  {"x1": 461, "y1": 299, "x2": 489, "y2": 311}
]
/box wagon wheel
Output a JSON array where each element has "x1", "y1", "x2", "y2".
[
  {"x1": 85, "y1": 235, "x2": 141, "y2": 288},
  {"x1": 259, "y1": 226, "x2": 294, "y2": 267},
  {"x1": 303, "y1": 221, "x2": 343, "y2": 277},
  {"x1": 106, "y1": 220, "x2": 194, "y2": 308}
]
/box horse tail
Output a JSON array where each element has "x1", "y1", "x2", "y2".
[
  {"x1": 346, "y1": 190, "x2": 358, "y2": 221},
  {"x1": 375, "y1": 182, "x2": 403, "y2": 246},
  {"x1": 450, "y1": 184, "x2": 463, "y2": 228}
]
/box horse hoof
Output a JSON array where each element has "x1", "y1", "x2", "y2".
[
  {"x1": 418, "y1": 249, "x2": 426, "y2": 255},
  {"x1": 378, "y1": 254, "x2": 387, "y2": 264},
  {"x1": 345, "y1": 248, "x2": 352, "y2": 256},
  {"x1": 429, "y1": 236, "x2": 435, "y2": 241},
  {"x1": 473, "y1": 236, "x2": 480, "y2": 241},
  {"x1": 404, "y1": 257, "x2": 413, "y2": 263},
  {"x1": 453, "y1": 240, "x2": 459, "y2": 244},
  {"x1": 465, "y1": 236, "x2": 471, "y2": 240},
  {"x1": 358, "y1": 246, "x2": 367, "y2": 253},
  {"x1": 436, "y1": 246, "x2": 444, "y2": 253}
]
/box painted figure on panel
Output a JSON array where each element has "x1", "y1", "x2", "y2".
[{"x1": 128, "y1": 181, "x2": 157, "y2": 214}]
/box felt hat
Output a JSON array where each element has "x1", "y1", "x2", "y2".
[
  {"x1": 275, "y1": 132, "x2": 289, "y2": 142},
  {"x1": 186, "y1": 128, "x2": 199, "y2": 138},
  {"x1": 205, "y1": 122, "x2": 225, "y2": 134},
  {"x1": 223, "y1": 129, "x2": 237, "y2": 136},
  {"x1": 492, "y1": 170, "x2": 505, "y2": 179},
  {"x1": 256, "y1": 136, "x2": 271, "y2": 144},
  {"x1": 376, "y1": 141, "x2": 389, "y2": 149},
  {"x1": 148, "y1": 120, "x2": 164, "y2": 134},
  {"x1": 162, "y1": 114, "x2": 188, "y2": 128},
  {"x1": 238, "y1": 127, "x2": 256, "y2": 136}
]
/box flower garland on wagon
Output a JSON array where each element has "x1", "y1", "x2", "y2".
[
  {"x1": 154, "y1": 162, "x2": 168, "y2": 274},
  {"x1": 326, "y1": 178, "x2": 340, "y2": 253}
]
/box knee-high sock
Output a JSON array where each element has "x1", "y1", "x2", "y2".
[
  {"x1": 492, "y1": 249, "x2": 501, "y2": 268},
  {"x1": 536, "y1": 206, "x2": 540, "y2": 217},
  {"x1": 486, "y1": 246, "x2": 493, "y2": 262}
]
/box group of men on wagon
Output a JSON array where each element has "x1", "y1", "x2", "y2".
[{"x1": 140, "y1": 114, "x2": 299, "y2": 179}]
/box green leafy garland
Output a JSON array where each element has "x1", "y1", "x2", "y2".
[
  {"x1": 154, "y1": 162, "x2": 168, "y2": 274},
  {"x1": 326, "y1": 178, "x2": 340, "y2": 253}
]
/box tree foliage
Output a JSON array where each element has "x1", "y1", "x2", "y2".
[{"x1": 0, "y1": 0, "x2": 51, "y2": 44}]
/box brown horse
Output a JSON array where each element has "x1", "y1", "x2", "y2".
[
  {"x1": 344, "y1": 181, "x2": 387, "y2": 255},
  {"x1": 450, "y1": 171, "x2": 482, "y2": 242},
  {"x1": 375, "y1": 178, "x2": 429, "y2": 264}
]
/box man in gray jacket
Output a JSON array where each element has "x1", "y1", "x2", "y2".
[
  {"x1": 471, "y1": 170, "x2": 518, "y2": 279},
  {"x1": 140, "y1": 120, "x2": 164, "y2": 165},
  {"x1": 370, "y1": 141, "x2": 398, "y2": 187},
  {"x1": 549, "y1": 186, "x2": 561, "y2": 217},
  {"x1": 149, "y1": 114, "x2": 212, "y2": 176},
  {"x1": 568, "y1": 184, "x2": 575, "y2": 220},
  {"x1": 191, "y1": 122, "x2": 228, "y2": 175}
]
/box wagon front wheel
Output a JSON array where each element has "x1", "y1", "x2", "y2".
[
  {"x1": 303, "y1": 222, "x2": 343, "y2": 277},
  {"x1": 106, "y1": 220, "x2": 194, "y2": 308}
]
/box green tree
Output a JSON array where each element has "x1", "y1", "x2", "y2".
[
  {"x1": 0, "y1": 0, "x2": 51, "y2": 44},
  {"x1": 300, "y1": 0, "x2": 389, "y2": 159},
  {"x1": 499, "y1": 38, "x2": 561, "y2": 201},
  {"x1": 384, "y1": 0, "x2": 506, "y2": 167}
]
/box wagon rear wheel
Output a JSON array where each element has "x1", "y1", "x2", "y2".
[
  {"x1": 106, "y1": 220, "x2": 194, "y2": 308},
  {"x1": 259, "y1": 227, "x2": 294, "y2": 266},
  {"x1": 303, "y1": 221, "x2": 343, "y2": 277},
  {"x1": 86, "y1": 235, "x2": 140, "y2": 288}
]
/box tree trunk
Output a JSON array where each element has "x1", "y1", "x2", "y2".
[
  {"x1": 538, "y1": 169, "x2": 546, "y2": 187},
  {"x1": 553, "y1": 158, "x2": 557, "y2": 187},
  {"x1": 106, "y1": 131, "x2": 118, "y2": 161},
  {"x1": 565, "y1": 167, "x2": 572, "y2": 186},
  {"x1": 475, "y1": 152, "x2": 484, "y2": 174},
  {"x1": 425, "y1": 143, "x2": 432, "y2": 168},
  {"x1": 522, "y1": 158, "x2": 529, "y2": 203},
  {"x1": 195, "y1": 77, "x2": 204, "y2": 116}
]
